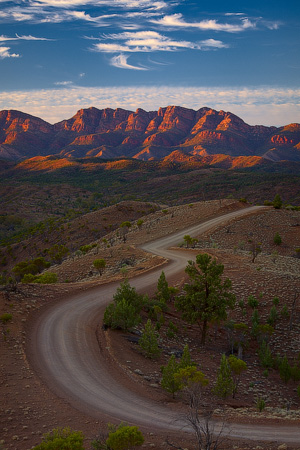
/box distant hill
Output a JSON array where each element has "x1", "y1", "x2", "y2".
[{"x1": 1, "y1": 106, "x2": 300, "y2": 164}]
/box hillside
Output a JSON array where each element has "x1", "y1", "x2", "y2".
[
  {"x1": 1, "y1": 200, "x2": 300, "y2": 450},
  {"x1": 1, "y1": 106, "x2": 300, "y2": 162}
]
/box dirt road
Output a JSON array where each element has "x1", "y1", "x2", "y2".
[{"x1": 29, "y1": 206, "x2": 300, "y2": 444}]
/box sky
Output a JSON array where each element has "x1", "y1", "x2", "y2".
[{"x1": 0, "y1": 0, "x2": 299, "y2": 126}]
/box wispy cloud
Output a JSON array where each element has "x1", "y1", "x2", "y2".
[
  {"x1": 91, "y1": 30, "x2": 227, "y2": 53},
  {"x1": 0, "y1": 34, "x2": 53, "y2": 41},
  {"x1": 0, "y1": 86, "x2": 298, "y2": 126},
  {"x1": 110, "y1": 54, "x2": 148, "y2": 70},
  {"x1": 151, "y1": 13, "x2": 257, "y2": 32},
  {"x1": 0, "y1": 46, "x2": 19, "y2": 58},
  {"x1": 29, "y1": 0, "x2": 168, "y2": 9},
  {"x1": 54, "y1": 81, "x2": 73, "y2": 85}
]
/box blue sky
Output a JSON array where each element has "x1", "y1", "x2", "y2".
[{"x1": 0, "y1": 0, "x2": 299, "y2": 125}]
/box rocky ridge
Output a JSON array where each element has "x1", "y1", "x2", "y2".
[{"x1": 0, "y1": 106, "x2": 300, "y2": 163}]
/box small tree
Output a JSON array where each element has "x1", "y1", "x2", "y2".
[
  {"x1": 273, "y1": 194, "x2": 283, "y2": 209},
  {"x1": 279, "y1": 355, "x2": 292, "y2": 384},
  {"x1": 228, "y1": 355, "x2": 247, "y2": 398},
  {"x1": 267, "y1": 305, "x2": 278, "y2": 327},
  {"x1": 113, "y1": 279, "x2": 145, "y2": 313},
  {"x1": 103, "y1": 299, "x2": 141, "y2": 331},
  {"x1": 247, "y1": 295, "x2": 259, "y2": 309},
  {"x1": 213, "y1": 354, "x2": 234, "y2": 399},
  {"x1": 139, "y1": 319, "x2": 161, "y2": 359},
  {"x1": 161, "y1": 354, "x2": 181, "y2": 398},
  {"x1": 249, "y1": 240, "x2": 261, "y2": 263},
  {"x1": 176, "y1": 254, "x2": 236, "y2": 345},
  {"x1": 175, "y1": 366, "x2": 209, "y2": 391},
  {"x1": 156, "y1": 271, "x2": 171, "y2": 303},
  {"x1": 32, "y1": 427, "x2": 84, "y2": 450},
  {"x1": 273, "y1": 232, "x2": 282, "y2": 245},
  {"x1": 179, "y1": 344, "x2": 195, "y2": 369},
  {"x1": 93, "y1": 259, "x2": 106, "y2": 276}
]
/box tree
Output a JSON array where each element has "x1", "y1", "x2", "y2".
[
  {"x1": 155, "y1": 271, "x2": 177, "y2": 303},
  {"x1": 228, "y1": 355, "x2": 247, "y2": 398},
  {"x1": 93, "y1": 259, "x2": 106, "y2": 276},
  {"x1": 273, "y1": 232, "x2": 282, "y2": 245},
  {"x1": 273, "y1": 194, "x2": 283, "y2": 209},
  {"x1": 179, "y1": 344, "x2": 195, "y2": 369},
  {"x1": 103, "y1": 299, "x2": 141, "y2": 331},
  {"x1": 258, "y1": 340, "x2": 273, "y2": 369},
  {"x1": 161, "y1": 354, "x2": 181, "y2": 398},
  {"x1": 249, "y1": 240, "x2": 261, "y2": 263},
  {"x1": 174, "y1": 366, "x2": 209, "y2": 395},
  {"x1": 213, "y1": 354, "x2": 234, "y2": 399},
  {"x1": 247, "y1": 295, "x2": 259, "y2": 309},
  {"x1": 103, "y1": 279, "x2": 145, "y2": 331},
  {"x1": 176, "y1": 254, "x2": 236, "y2": 345},
  {"x1": 113, "y1": 279, "x2": 145, "y2": 313},
  {"x1": 139, "y1": 319, "x2": 161, "y2": 359},
  {"x1": 32, "y1": 427, "x2": 84, "y2": 450},
  {"x1": 279, "y1": 355, "x2": 292, "y2": 384}
]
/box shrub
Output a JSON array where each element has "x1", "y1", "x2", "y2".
[
  {"x1": 106, "y1": 424, "x2": 144, "y2": 450},
  {"x1": 267, "y1": 306, "x2": 278, "y2": 327},
  {"x1": 258, "y1": 341, "x2": 273, "y2": 369},
  {"x1": 273, "y1": 232, "x2": 282, "y2": 245},
  {"x1": 0, "y1": 313, "x2": 12, "y2": 324},
  {"x1": 213, "y1": 354, "x2": 234, "y2": 399},
  {"x1": 32, "y1": 427, "x2": 84, "y2": 450},
  {"x1": 256, "y1": 397, "x2": 266, "y2": 412},
  {"x1": 279, "y1": 355, "x2": 292, "y2": 384},
  {"x1": 247, "y1": 295, "x2": 259, "y2": 309},
  {"x1": 273, "y1": 194, "x2": 283, "y2": 209},
  {"x1": 281, "y1": 304, "x2": 290, "y2": 319}
]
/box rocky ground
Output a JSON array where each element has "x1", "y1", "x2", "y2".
[{"x1": 1, "y1": 199, "x2": 300, "y2": 450}]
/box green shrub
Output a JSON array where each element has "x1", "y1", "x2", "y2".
[
  {"x1": 273, "y1": 232, "x2": 282, "y2": 245},
  {"x1": 248, "y1": 295, "x2": 259, "y2": 309},
  {"x1": 279, "y1": 355, "x2": 292, "y2": 384},
  {"x1": 258, "y1": 341, "x2": 273, "y2": 369},
  {"x1": 256, "y1": 397, "x2": 266, "y2": 412},
  {"x1": 32, "y1": 427, "x2": 84, "y2": 450},
  {"x1": 106, "y1": 424, "x2": 144, "y2": 450},
  {"x1": 0, "y1": 313, "x2": 12, "y2": 324}
]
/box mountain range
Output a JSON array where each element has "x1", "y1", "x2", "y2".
[{"x1": 1, "y1": 106, "x2": 300, "y2": 165}]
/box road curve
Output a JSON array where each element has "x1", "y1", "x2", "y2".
[{"x1": 29, "y1": 206, "x2": 300, "y2": 443}]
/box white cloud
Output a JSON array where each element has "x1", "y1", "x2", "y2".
[
  {"x1": 110, "y1": 54, "x2": 148, "y2": 70},
  {"x1": 0, "y1": 86, "x2": 299, "y2": 126},
  {"x1": 54, "y1": 81, "x2": 73, "y2": 85},
  {"x1": 151, "y1": 13, "x2": 256, "y2": 32},
  {"x1": 29, "y1": 0, "x2": 168, "y2": 8},
  {"x1": 0, "y1": 34, "x2": 52, "y2": 41},
  {"x1": 91, "y1": 30, "x2": 222, "y2": 53},
  {"x1": 0, "y1": 46, "x2": 19, "y2": 58}
]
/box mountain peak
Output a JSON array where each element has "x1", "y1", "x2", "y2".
[{"x1": 0, "y1": 106, "x2": 299, "y2": 163}]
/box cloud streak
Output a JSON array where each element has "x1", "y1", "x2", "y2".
[
  {"x1": 91, "y1": 30, "x2": 228, "y2": 53},
  {"x1": 0, "y1": 34, "x2": 53, "y2": 41},
  {"x1": 0, "y1": 86, "x2": 298, "y2": 126},
  {"x1": 151, "y1": 13, "x2": 257, "y2": 32},
  {"x1": 110, "y1": 54, "x2": 148, "y2": 70}
]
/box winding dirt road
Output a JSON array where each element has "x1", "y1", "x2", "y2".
[{"x1": 29, "y1": 206, "x2": 300, "y2": 444}]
